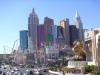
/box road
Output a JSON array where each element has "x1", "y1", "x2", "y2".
[{"x1": 0, "y1": 66, "x2": 58, "y2": 75}]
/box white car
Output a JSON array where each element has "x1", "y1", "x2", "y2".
[
  {"x1": 13, "y1": 71, "x2": 21, "y2": 75},
  {"x1": 24, "y1": 69, "x2": 34, "y2": 75}
]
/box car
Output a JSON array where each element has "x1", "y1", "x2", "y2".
[
  {"x1": 9, "y1": 70, "x2": 15, "y2": 75},
  {"x1": 19, "y1": 64, "x2": 25, "y2": 68},
  {"x1": 39, "y1": 69, "x2": 49, "y2": 75},
  {"x1": 24, "y1": 70, "x2": 34, "y2": 75},
  {"x1": 0, "y1": 71, "x2": 6, "y2": 75},
  {"x1": 13, "y1": 71, "x2": 21, "y2": 75},
  {"x1": 0, "y1": 71, "x2": 3, "y2": 75},
  {"x1": 3, "y1": 67, "x2": 6, "y2": 69},
  {"x1": 2, "y1": 72, "x2": 6, "y2": 75},
  {"x1": 29, "y1": 71, "x2": 33, "y2": 75},
  {"x1": 23, "y1": 69, "x2": 30, "y2": 75},
  {"x1": 33, "y1": 69, "x2": 39, "y2": 74},
  {"x1": 15, "y1": 68, "x2": 19, "y2": 71},
  {"x1": 10, "y1": 70, "x2": 21, "y2": 75}
]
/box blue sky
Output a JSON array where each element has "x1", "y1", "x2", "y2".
[{"x1": 0, "y1": 0, "x2": 100, "y2": 54}]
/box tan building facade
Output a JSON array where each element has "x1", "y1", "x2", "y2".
[{"x1": 60, "y1": 18, "x2": 70, "y2": 46}]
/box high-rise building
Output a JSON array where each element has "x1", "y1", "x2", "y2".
[
  {"x1": 28, "y1": 8, "x2": 39, "y2": 50},
  {"x1": 57, "y1": 26, "x2": 64, "y2": 46},
  {"x1": 69, "y1": 25, "x2": 78, "y2": 46},
  {"x1": 20, "y1": 30, "x2": 28, "y2": 50},
  {"x1": 75, "y1": 11, "x2": 84, "y2": 41},
  {"x1": 44, "y1": 17, "x2": 54, "y2": 45},
  {"x1": 51, "y1": 25, "x2": 58, "y2": 44},
  {"x1": 37, "y1": 24, "x2": 45, "y2": 48},
  {"x1": 28, "y1": 8, "x2": 39, "y2": 64},
  {"x1": 60, "y1": 18, "x2": 70, "y2": 46}
]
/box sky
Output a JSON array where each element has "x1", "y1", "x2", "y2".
[{"x1": 0, "y1": 0, "x2": 100, "y2": 54}]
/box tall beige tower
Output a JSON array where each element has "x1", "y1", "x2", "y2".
[
  {"x1": 92, "y1": 30, "x2": 100, "y2": 66},
  {"x1": 96, "y1": 32, "x2": 100, "y2": 66},
  {"x1": 60, "y1": 18, "x2": 70, "y2": 46},
  {"x1": 92, "y1": 31, "x2": 97, "y2": 64}
]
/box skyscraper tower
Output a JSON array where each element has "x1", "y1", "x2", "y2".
[
  {"x1": 37, "y1": 24, "x2": 45, "y2": 48},
  {"x1": 20, "y1": 30, "x2": 28, "y2": 50},
  {"x1": 69, "y1": 25, "x2": 78, "y2": 46},
  {"x1": 44, "y1": 17, "x2": 54, "y2": 45},
  {"x1": 60, "y1": 18, "x2": 70, "y2": 46},
  {"x1": 28, "y1": 8, "x2": 39, "y2": 50},
  {"x1": 75, "y1": 11, "x2": 84, "y2": 41}
]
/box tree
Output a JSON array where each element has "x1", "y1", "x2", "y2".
[
  {"x1": 74, "y1": 41, "x2": 86, "y2": 60},
  {"x1": 94, "y1": 30, "x2": 99, "y2": 35},
  {"x1": 85, "y1": 65, "x2": 98, "y2": 75}
]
